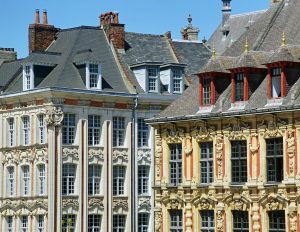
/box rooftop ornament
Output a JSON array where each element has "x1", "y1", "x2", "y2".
[
  {"x1": 244, "y1": 38, "x2": 249, "y2": 53},
  {"x1": 281, "y1": 32, "x2": 286, "y2": 47}
]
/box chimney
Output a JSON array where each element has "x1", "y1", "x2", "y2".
[
  {"x1": 164, "y1": 31, "x2": 172, "y2": 40},
  {"x1": 100, "y1": 12, "x2": 125, "y2": 50},
  {"x1": 29, "y1": 10, "x2": 59, "y2": 54},
  {"x1": 222, "y1": 0, "x2": 232, "y2": 26},
  {"x1": 0, "y1": 48, "x2": 17, "y2": 65},
  {"x1": 180, "y1": 15, "x2": 199, "y2": 41}
]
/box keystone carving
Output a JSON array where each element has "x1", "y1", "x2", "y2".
[
  {"x1": 45, "y1": 107, "x2": 64, "y2": 126},
  {"x1": 113, "y1": 198, "x2": 128, "y2": 210},
  {"x1": 112, "y1": 148, "x2": 128, "y2": 162},
  {"x1": 88, "y1": 198, "x2": 104, "y2": 209}
]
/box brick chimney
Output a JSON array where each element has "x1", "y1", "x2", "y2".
[
  {"x1": 100, "y1": 12, "x2": 125, "y2": 50},
  {"x1": 29, "y1": 10, "x2": 59, "y2": 54}
]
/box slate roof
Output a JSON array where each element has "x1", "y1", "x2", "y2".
[{"x1": 208, "y1": 10, "x2": 266, "y2": 55}]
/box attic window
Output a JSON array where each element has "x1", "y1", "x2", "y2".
[
  {"x1": 203, "y1": 78, "x2": 211, "y2": 105},
  {"x1": 147, "y1": 68, "x2": 158, "y2": 92},
  {"x1": 235, "y1": 73, "x2": 244, "y2": 101},
  {"x1": 23, "y1": 65, "x2": 34, "y2": 90},
  {"x1": 86, "y1": 63, "x2": 101, "y2": 90},
  {"x1": 172, "y1": 69, "x2": 183, "y2": 93},
  {"x1": 223, "y1": 30, "x2": 229, "y2": 37},
  {"x1": 272, "y1": 68, "x2": 281, "y2": 98}
]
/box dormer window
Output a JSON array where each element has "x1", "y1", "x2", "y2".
[
  {"x1": 271, "y1": 68, "x2": 281, "y2": 98},
  {"x1": 86, "y1": 63, "x2": 101, "y2": 90},
  {"x1": 147, "y1": 68, "x2": 158, "y2": 92},
  {"x1": 172, "y1": 69, "x2": 183, "y2": 94},
  {"x1": 235, "y1": 73, "x2": 244, "y2": 101},
  {"x1": 23, "y1": 65, "x2": 34, "y2": 90},
  {"x1": 203, "y1": 78, "x2": 211, "y2": 105}
]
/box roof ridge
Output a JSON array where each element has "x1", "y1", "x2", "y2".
[
  {"x1": 125, "y1": 31, "x2": 163, "y2": 37},
  {"x1": 59, "y1": 26, "x2": 101, "y2": 32},
  {"x1": 230, "y1": 9, "x2": 267, "y2": 18}
]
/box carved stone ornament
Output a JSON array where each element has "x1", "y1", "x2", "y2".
[
  {"x1": 113, "y1": 198, "x2": 128, "y2": 210},
  {"x1": 233, "y1": 199, "x2": 244, "y2": 211},
  {"x1": 34, "y1": 147, "x2": 48, "y2": 163},
  {"x1": 289, "y1": 211, "x2": 297, "y2": 232},
  {"x1": 2, "y1": 151, "x2": 19, "y2": 166},
  {"x1": 155, "y1": 135, "x2": 162, "y2": 181},
  {"x1": 62, "y1": 147, "x2": 79, "y2": 160},
  {"x1": 112, "y1": 148, "x2": 128, "y2": 162},
  {"x1": 88, "y1": 147, "x2": 104, "y2": 162},
  {"x1": 215, "y1": 135, "x2": 224, "y2": 177},
  {"x1": 216, "y1": 210, "x2": 224, "y2": 232},
  {"x1": 249, "y1": 143, "x2": 259, "y2": 156},
  {"x1": 266, "y1": 197, "x2": 280, "y2": 211},
  {"x1": 19, "y1": 149, "x2": 34, "y2": 164},
  {"x1": 286, "y1": 129, "x2": 295, "y2": 174},
  {"x1": 88, "y1": 198, "x2": 104, "y2": 209},
  {"x1": 190, "y1": 125, "x2": 215, "y2": 141},
  {"x1": 155, "y1": 211, "x2": 162, "y2": 232},
  {"x1": 137, "y1": 148, "x2": 151, "y2": 164},
  {"x1": 138, "y1": 197, "x2": 151, "y2": 210},
  {"x1": 258, "y1": 119, "x2": 283, "y2": 138},
  {"x1": 161, "y1": 127, "x2": 184, "y2": 143},
  {"x1": 45, "y1": 107, "x2": 64, "y2": 126},
  {"x1": 62, "y1": 198, "x2": 79, "y2": 210}
]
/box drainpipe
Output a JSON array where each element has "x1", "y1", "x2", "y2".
[{"x1": 131, "y1": 90, "x2": 138, "y2": 232}]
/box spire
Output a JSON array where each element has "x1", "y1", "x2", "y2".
[
  {"x1": 244, "y1": 38, "x2": 249, "y2": 53},
  {"x1": 222, "y1": 0, "x2": 232, "y2": 26},
  {"x1": 281, "y1": 32, "x2": 286, "y2": 47}
]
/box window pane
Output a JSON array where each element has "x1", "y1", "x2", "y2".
[
  {"x1": 200, "y1": 210, "x2": 214, "y2": 232},
  {"x1": 113, "y1": 117, "x2": 125, "y2": 147},
  {"x1": 169, "y1": 144, "x2": 182, "y2": 186},
  {"x1": 235, "y1": 73, "x2": 244, "y2": 101},
  {"x1": 203, "y1": 78, "x2": 211, "y2": 105},
  {"x1": 113, "y1": 166, "x2": 125, "y2": 196},
  {"x1": 138, "y1": 166, "x2": 149, "y2": 194},
  {"x1": 138, "y1": 213, "x2": 149, "y2": 232},
  {"x1": 266, "y1": 138, "x2": 283, "y2": 183},
  {"x1": 170, "y1": 210, "x2": 183, "y2": 232},
  {"x1": 269, "y1": 211, "x2": 285, "y2": 232},
  {"x1": 138, "y1": 118, "x2": 149, "y2": 147},
  {"x1": 232, "y1": 211, "x2": 249, "y2": 232},
  {"x1": 231, "y1": 141, "x2": 247, "y2": 184}
]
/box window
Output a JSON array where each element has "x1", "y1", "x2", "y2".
[
  {"x1": 22, "y1": 165, "x2": 30, "y2": 196},
  {"x1": 147, "y1": 68, "x2": 158, "y2": 92},
  {"x1": 7, "y1": 166, "x2": 15, "y2": 196},
  {"x1": 21, "y1": 215, "x2": 29, "y2": 232},
  {"x1": 233, "y1": 211, "x2": 249, "y2": 232},
  {"x1": 200, "y1": 210, "x2": 214, "y2": 232},
  {"x1": 173, "y1": 69, "x2": 183, "y2": 93},
  {"x1": 113, "y1": 117, "x2": 125, "y2": 147},
  {"x1": 113, "y1": 215, "x2": 126, "y2": 232},
  {"x1": 113, "y1": 166, "x2": 125, "y2": 195},
  {"x1": 62, "y1": 164, "x2": 76, "y2": 195},
  {"x1": 88, "y1": 164, "x2": 101, "y2": 195},
  {"x1": 272, "y1": 68, "x2": 281, "y2": 98},
  {"x1": 88, "y1": 115, "x2": 101, "y2": 146},
  {"x1": 231, "y1": 141, "x2": 247, "y2": 184},
  {"x1": 8, "y1": 118, "x2": 15, "y2": 147},
  {"x1": 200, "y1": 142, "x2": 214, "y2": 184},
  {"x1": 138, "y1": 118, "x2": 149, "y2": 148},
  {"x1": 62, "y1": 215, "x2": 76, "y2": 232},
  {"x1": 88, "y1": 214, "x2": 101, "y2": 232},
  {"x1": 170, "y1": 144, "x2": 182, "y2": 186},
  {"x1": 37, "y1": 215, "x2": 44, "y2": 232},
  {"x1": 235, "y1": 73, "x2": 244, "y2": 101},
  {"x1": 23, "y1": 65, "x2": 33, "y2": 90},
  {"x1": 266, "y1": 138, "x2": 283, "y2": 183},
  {"x1": 22, "y1": 116, "x2": 30, "y2": 145},
  {"x1": 269, "y1": 211, "x2": 285, "y2": 232},
  {"x1": 170, "y1": 210, "x2": 183, "y2": 232},
  {"x1": 62, "y1": 114, "x2": 76, "y2": 144},
  {"x1": 138, "y1": 213, "x2": 149, "y2": 232},
  {"x1": 138, "y1": 166, "x2": 149, "y2": 195},
  {"x1": 37, "y1": 164, "x2": 46, "y2": 195},
  {"x1": 87, "y1": 63, "x2": 101, "y2": 89},
  {"x1": 203, "y1": 78, "x2": 211, "y2": 105},
  {"x1": 7, "y1": 216, "x2": 13, "y2": 232},
  {"x1": 38, "y1": 115, "x2": 46, "y2": 144}
]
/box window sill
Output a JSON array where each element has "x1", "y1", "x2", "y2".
[
  {"x1": 197, "y1": 105, "x2": 214, "y2": 114},
  {"x1": 265, "y1": 98, "x2": 283, "y2": 107},
  {"x1": 229, "y1": 101, "x2": 247, "y2": 111}
]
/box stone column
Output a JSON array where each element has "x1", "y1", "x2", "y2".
[
  {"x1": 184, "y1": 193, "x2": 193, "y2": 232},
  {"x1": 251, "y1": 203, "x2": 261, "y2": 232},
  {"x1": 45, "y1": 107, "x2": 63, "y2": 232}
]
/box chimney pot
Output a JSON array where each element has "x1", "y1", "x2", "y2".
[
  {"x1": 43, "y1": 10, "x2": 48, "y2": 25},
  {"x1": 35, "y1": 9, "x2": 40, "y2": 24}
]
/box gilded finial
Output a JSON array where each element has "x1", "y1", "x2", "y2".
[
  {"x1": 281, "y1": 32, "x2": 286, "y2": 47},
  {"x1": 212, "y1": 47, "x2": 216, "y2": 59},
  {"x1": 244, "y1": 38, "x2": 249, "y2": 53}
]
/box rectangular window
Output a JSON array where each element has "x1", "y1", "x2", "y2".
[
  {"x1": 266, "y1": 138, "x2": 283, "y2": 183},
  {"x1": 62, "y1": 114, "x2": 76, "y2": 144},
  {"x1": 22, "y1": 165, "x2": 30, "y2": 196},
  {"x1": 233, "y1": 211, "x2": 249, "y2": 232},
  {"x1": 23, "y1": 65, "x2": 32, "y2": 90},
  {"x1": 148, "y1": 68, "x2": 158, "y2": 92},
  {"x1": 138, "y1": 166, "x2": 149, "y2": 195},
  {"x1": 203, "y1": 78, "x2": 211, "y2": 105},
  {"x1": 88, "y1": 115, "x2": 101, "y2": 146},
  {"x1": 7, "y1": 216, "x2": 13, "y2": 232},
  {"x1": 37, "y1": 164, "x2": 46, "y2": 195},
  {"x1": 89, "y1": 64, "x2": 100, "y2": 89},
  {"x1": 113, "y1": 166, "x2": 125, "y2": 196},
  {"x1": 170, "y1": 210, "x2": 183, "y2": 232},
  {"x1": 37, "y1": 215, "x2": 44, "y2": 232},
  {"x1": 173, "y1": 69, "x2": 182, "y2": 93},
  {"x1": 38, "y1": 115, "x2": 46, "y2": 144},
  {"x1": 272, "y1": 68, "x2": 281, "y2": 98},
  {"x1": 138, "y1": 118, "x2": 149, "y2": 148},
  {"x1": 88, "y1": 214, "x2": 101, "y2": 232},
  {"x1": 62, "y1": 215, "x2": 76, "y2": 232},
  {"x1": 88, "y1": 164, "x2": 101, "y2": 195},
  {"x1": 23, "y1": 116, "x2": 30, "y2": 145},
  {"x1": 8, "y1": 118, "x2": 15, "y2": 147},
  {"x1": 269, "y1": 211, "x2": 285, "y2": 232},
  {"x1": 235, "y1": 73, "x2": 244, "y2": 101},
  {"x1": 231, "y1": 141, "x2": 247, "y2": 184},
  {"x1": 113, "y1": 117, "x2": 125, "y2": 147},
  {"x1": 7, "y1": 166, "x2": 15, "y2": 197},
  {"x1": 200, "y1": 142, "x2": 214, "y2": 184},
  {"x1": 113, "y1": 215, "x2": 126, "y2": 232},
  {"x1": 170, "y1": 144, "x2": 182, "y2": 186},
  {"x1": 138, "y1": 213, "x2": 149, "y2": 232},
  {"x1": 62, "y1": 164, "x2": 76, "y2": 195},
  {"x1": 200, "y1": 210, "x2": 214, "y2": 232},
  {"x1": 22, "y1": 215, "x2": 29, "y2": 232}
]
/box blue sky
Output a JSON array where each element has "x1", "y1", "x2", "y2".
[{"x1": 1, "y1": 0, "x2": 269, "y2": 58}]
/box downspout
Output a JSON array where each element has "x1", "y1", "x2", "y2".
[{"x1": 131, "y1": 91, "x2": 138, "y2": 232}]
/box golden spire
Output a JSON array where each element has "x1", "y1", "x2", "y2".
[
  {"x1": 244, "y1": 38, "x2": 249, "y2": 53},
  {"x1": 212, "y1": 47, "x2": 217, "y2": 59},
  {"x1": 281, "y1": 32, "x2": 286, "y2": 47}
]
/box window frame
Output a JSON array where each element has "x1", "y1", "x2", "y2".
[
  {"x1": 271, "y1": 67, "x2": 282, "y2": 98},
  {"x1": 138, "y1": 213, "x2": 149, "y2": 232},
  {"x1": 137, "y1": 118, "x2": 149, "y2": 148},
  {"x1": 7, "y1": 118, "x2": 15, "y2": 147},
  {"x1": 38, "y1": 114, "x2": 46, "y2": 144},
  {"x1": 62, "y1": 114, "x2": 76, "y2": 145},
  {"x1": 232, "y1": 210, "x2": 249, "y2": 232},
  {"x1": 22, "y1": 116, "x2": 30, "y2": 146},
  {"x1": 172, "y1": 68, "x2": 183, "y2": 94},
  {"x1": 21, "y1": 215, "x2": 29, "y2": 232},
  {"x1": 169, "y1": 210, "x2": 183, "y2": 232},
  {"x1": 113, "y1": 214, "x2": 126, "y2": 232},
  {"x1": 23, "y1": 64, "x2": 34, "y2": 91},
  {"x1": 88, "y1": 115, "x2": 101, "y2": 146},
  {"x1": 86, "y1": 63, "x2": 102, "y2": 90},
  {"x1": 113, "y1": 166, "x2": 126, "y2": 196},
  {"x1": 88, "y1": 214, "x2": 102, "y2": 232},
  {"x1": 200, "y1": 210, "x2": 214, "y2": 232},
  {"x1": 235, "y1": 73, "x2": 244, "y2": 102},
  {"x1": 200, "y1": 142, "x2": 214, "y2": 185},
  {"x1": 203, "y1": 78, "x2": 211, "y2": 105},
  {"x1": 231, "y1": 140, "x2": 248, "y2": 184},
  {"x1": 7, "y1": 166, "x2": 15, "y2": 197},
  {"x1": 113, "y1": 117, "x2": 125, "y2": 147},
  {"x1": 62, "y1": 214, "x2": 76, "y2": 232},
  {"x1": 138, "y1": 165, "x2": 150, "y2": 195},
  {"x1": 22, "y1": 165, "x2": 30, "y2": 196},
  {"x1": 266, "y1": 138, "x2": 284, "y2": 183},
  {"x1": 147, "y1": 67, "x2": 159, "y2": 93},
  {"x1": 169, "y1": 143, "x2": 182, "y2": 186},
  {"x1": 7, "y1": 216, "x2": 13, "y2": 232},
  {"x1": 37, "y1": 215, "x2": 45, "y2": 232},
  {"x1": 37, "y1": 164, "x2": 46, "y2": 195},
  {"x1": 62, "y1": 164, "x2": 76, "y2": 195},
  {"x1": 268, "y1": 211, "x2": 285, "y2": 232},
  {"x1": 88, "y1": 164, "x2": 102, "y2": 196}
]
